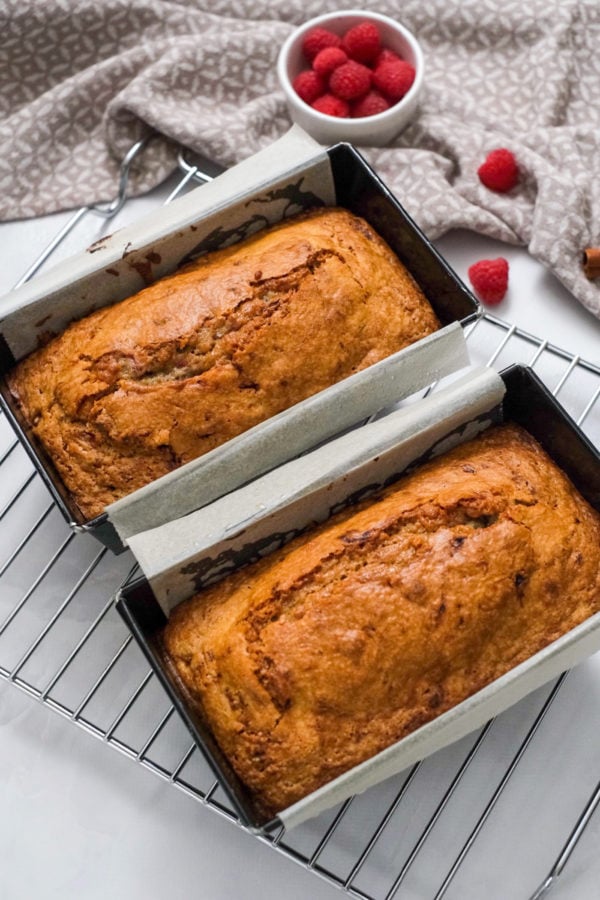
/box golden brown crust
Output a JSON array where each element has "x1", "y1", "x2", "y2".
[
  {"x1": 7, "y1": 207, "x2": 439, "y2": 518},
  {"x1": 162, "y1": 423, "x2": 600, "y2": 817}
]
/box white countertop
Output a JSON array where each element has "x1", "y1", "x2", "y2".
[{"x1": 1, "y1": 175, "x2": 599, "y2": 900}]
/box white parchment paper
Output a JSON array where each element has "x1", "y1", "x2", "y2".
[
  {"x1": 0, "y1": 126, "x2": 331, "y2": 361},
  {"x1": 129, "y1": 365, "x2": 505, "y2": 613}
]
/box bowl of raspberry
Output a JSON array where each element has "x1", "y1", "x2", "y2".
[{"x1": 277, "y1": 9, "x2": 424, "y2": 146}]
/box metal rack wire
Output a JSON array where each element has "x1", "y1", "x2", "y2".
[{"x1": 1, "y1": 146, "x2": 599, "y2": 900}]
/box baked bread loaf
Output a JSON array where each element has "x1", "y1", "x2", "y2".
[
  {"x1": 7, "y1": 207, "x2": 439, "y2": 519},
  {"x1": 162, "y1": 423, "x2": 600, "y2": 818}
]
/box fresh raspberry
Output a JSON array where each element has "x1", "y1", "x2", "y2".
[
  {"x1": 311, "y1": 93, "x2": 350, "y2": 117},
  {"x1": 467, "y1": 258, "x2": 509, "y2": 305},
  {"x1": 329, "y1": 60, "x2": 372, "y2": 101},
  {"x1": 374, "y1": 48, "x2": 404, "y2": 67},
  {"x1": 351, "y1": 89, "x2": 391, "y2": 118},
  {"x1": 302, "y1": 27, "x2": 342, "y2": 62},
  {"x1": 373, "y1": 60, "x2": 416, "y2": 101},
  {"x1": 341, "y1": 21, "x2": 381, "y2": 64},
  {"x1": 477, "y1": 148, "x2": 519, "y2": 192},
  {"x1": 312, "y1": 46, "x2": 348, "y2": 78},
  {"x1": 292, "y1": 69, "x2": 325, "y2": 104}
]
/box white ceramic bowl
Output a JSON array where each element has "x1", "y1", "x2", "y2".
[{"x1": 277, "y1": 9, "x2": 424, "y2": 147}]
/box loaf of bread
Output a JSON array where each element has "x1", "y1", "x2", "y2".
[
  {"x1": 162, "y1": 423, "x2": 600, "y2": 818},
  {"x1": 6, "y1": 207, "x2": 439, "y2": 519}
]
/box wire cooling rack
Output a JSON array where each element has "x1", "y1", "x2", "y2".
[{"x1": 1, "y1": 144, "x2": 599, "y2": 900}]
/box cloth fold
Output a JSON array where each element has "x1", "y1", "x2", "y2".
[{"x1": 1, "y1": 0, "x2": 599, "y2": 320}]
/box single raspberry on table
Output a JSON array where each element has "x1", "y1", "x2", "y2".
[
  {"x1": 477, "y1": 148, "x2": 519, "y2": 192},
  {"x1": 292, "y1": 69, "x2": 325, "y2": 104},
  {"x1": 302, "y1": 27, "x2": 342, "y2": 61},
  {"x1": 342, "y1": 21, "x2": 381, "y2": 64},
  {"x1": 312, "y1": 46, "x2": 348, "y2": 78},
  {"x1": 373, "y1": 59, "x2": 416, "y2": 101},
  {"x1": 351, "y1": 90, "x2": 391, "y2": 118},
  {"x1": 467, "y1": 258, "x2": 509, "y2": 305},
  {"x1": 329, "y1": 60, "x2": 372, "y2": 101},
  {"x1": 311, "y1": 94, "x2": 350, "y2": 117}
]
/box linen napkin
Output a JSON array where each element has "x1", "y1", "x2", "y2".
[{"x1": 1, "y1": 0, "x2": 599, "y2": 319}]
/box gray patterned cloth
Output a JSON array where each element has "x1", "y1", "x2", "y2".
[{"x1": 1, "y1": 0, "x2": 600, "y2": 320}]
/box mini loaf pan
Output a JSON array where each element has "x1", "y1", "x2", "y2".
[
  {"x1": 115, "y1": 364, "x2": 600, "y2": 832},
  {"x1": 0, "y1": 127, "x2": 478, "y2": 554}
]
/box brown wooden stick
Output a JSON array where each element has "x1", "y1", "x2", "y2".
[{"x1": 582, "y1": 247, "x2": 600, "y2": 279}]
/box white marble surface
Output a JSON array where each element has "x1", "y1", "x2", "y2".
[{"x1": 0, "y1": 175, "x2": 599, "y2": 900}]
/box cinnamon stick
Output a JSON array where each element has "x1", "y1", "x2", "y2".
[{"x1": 582, "y1": 247, "x2": 600, "y2": 279}]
